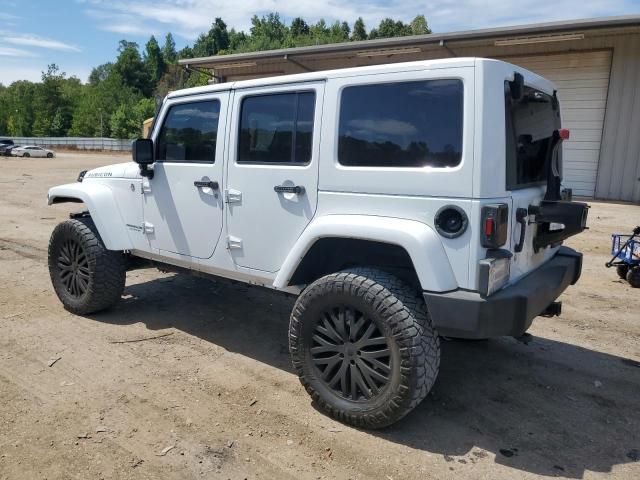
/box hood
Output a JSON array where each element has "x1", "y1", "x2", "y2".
[{"x1": 83, "y1": 162, "x2": 141, "y2": 180}]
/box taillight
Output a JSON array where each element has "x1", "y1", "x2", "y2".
[{"x1": 481, "y1": 203, "x2": 508, "y2": 248}]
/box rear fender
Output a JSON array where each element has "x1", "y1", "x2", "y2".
[
  {"x1": 48, "y1": 182, "x2": 132, "y2": 251},
  {"x1": 274, "y1": 215, "x2": 458, "y2": 292}
]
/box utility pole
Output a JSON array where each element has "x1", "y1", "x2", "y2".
[{"x1": 99, "y1": 109, "x2": 104, "y2": 150}]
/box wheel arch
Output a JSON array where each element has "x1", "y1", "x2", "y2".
[
  {"x1": 48, "y1": 182, "x2": 132, "y2": 251},
  {"x1": 274, "y1": 215, "x2": 458, "y2": 292}
]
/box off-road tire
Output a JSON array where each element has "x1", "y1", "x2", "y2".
[
  {"x1": 48, "y1": 217, "x2": 126, "y2": 314},
  {"x1": 289, "y1": 268, "x2": 440, "y2": 429},
  {"x1": 626, "y1": 266, "x2": 640, "y2": 288},
  {"x1": 616, "y1": 265, "x2": 629, "y2": 280}
]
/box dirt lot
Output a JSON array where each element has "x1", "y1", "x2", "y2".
[{"x1": 0, "y1": 152, "x2": 639, "y2": 480}]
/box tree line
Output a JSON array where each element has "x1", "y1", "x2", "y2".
[{"x1": 0, "y1": 14, "x2": 430, "y2": 139}]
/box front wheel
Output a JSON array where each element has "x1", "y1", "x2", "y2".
[
  {"x1": 289, "y1": 268, "x2": 440, "y2": 429},
  {"x1": 47, "y1": 152, "x2": 53, "y2": 158},
  {"x1": 48, "y1": 217, "x2": 126, "y2": 314}
]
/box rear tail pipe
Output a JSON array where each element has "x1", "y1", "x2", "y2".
[{"x1": 541, "y1": 301, "x2": 562, "y2": 318}]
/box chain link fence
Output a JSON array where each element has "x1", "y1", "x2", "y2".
[{"x1": 0, "y1": 137, "x2": 132, "y2": 151}]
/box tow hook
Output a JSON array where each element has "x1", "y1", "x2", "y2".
[{"x1": 541, "y1": 301, "x2": 562, "y2": 317}]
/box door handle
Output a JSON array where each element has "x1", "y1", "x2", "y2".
[
  {"x1": 194, "y1": 180, "x2": 219, "y2": 190},
  {"x1": 274, "y1": 185, "x2": 305, "y2": 195},
  {"x1": 514, "y1": 208, "x2": 528, "y2": 253}
]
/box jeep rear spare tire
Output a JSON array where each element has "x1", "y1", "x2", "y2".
[
  {"x1": 48, "y1": 217, "x2": 126, "y2": 314},
  {"x1": 289, "y1": 268, "x2": 440, "y2": 429}
]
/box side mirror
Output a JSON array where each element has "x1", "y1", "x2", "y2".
[{"x1": 132, "y1": 138, "x2": 154, "y2": 178}]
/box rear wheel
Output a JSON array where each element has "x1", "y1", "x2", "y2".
[
  {"x1": 46, "y1": 152, "x2": 53, "y2": 158},
  {"x1": 616, "y1": 264, "x2": 629, "y2": 280},
  {"x1": 23, "y1": 152, "x2": 30, "y2": 157},
  {"x1": 626, "y1": 267, "x2": 640, "y2": 288},
  {"x1": 289, "y1": 268, "x2": 440, "y2": 429},
  {"x1": 48, "y1": 217, "x2": 126, "y2": 314}
]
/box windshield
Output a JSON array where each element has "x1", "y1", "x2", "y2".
[{"x1": 505, "y1": 82, "x2": 561, "y2": 189}]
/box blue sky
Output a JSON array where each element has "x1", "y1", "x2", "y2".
[{"x1": 1, "y1": 0, "x2": 639, "y2": 85}]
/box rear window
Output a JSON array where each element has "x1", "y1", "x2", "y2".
[
  {"x1": 338, "y1": 79, "x2": 463, "y2": 168},
  {"x1": 505, "y1": 82, "x2": 561, "y2": 189},
  {"x1": 238, "y1": 92, "x2": 315, "y2": 165}
]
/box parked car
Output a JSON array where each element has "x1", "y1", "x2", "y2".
[
  {"x1": 0, "y1": 142, "x2": 17, "y2": 156},
  {"x1": 46, "y1": 58, "x2": 589, "y2": 429},
  {"x1": 0, "y1": 139, "x2": 14, "y2": 146},
  {"x1": 12, "y1": 145, "x2": 55, "y2": 158},
  {"x1": 1, "y1": 145, "x2": 21, "y2": 156}
]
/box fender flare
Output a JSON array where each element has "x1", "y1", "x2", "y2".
[
  {"x1": 48, "y1": 182, "x2": 133, "y2": 251},
  {"x1": 274, "y1": 215, "x2": 458, "y2": 292}
]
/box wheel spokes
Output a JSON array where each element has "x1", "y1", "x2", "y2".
[
  {"x1": 57, "y1": 238, "x2": 89, "y2": 298},
  {"x1": 310, "y1": 305, "x2": 392, "y2": 402}
]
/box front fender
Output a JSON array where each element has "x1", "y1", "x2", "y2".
[
  {"x1": 274, "y1": 215, "x2": 458, "y2": 292},
  {"x1": 48, "y1": 182, "x2": 132, "y2": 251}
]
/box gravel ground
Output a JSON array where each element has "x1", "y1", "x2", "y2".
[{"x1": 0, "y1": 152, "x2": 639, "y2": 480}]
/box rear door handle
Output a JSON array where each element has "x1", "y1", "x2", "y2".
[
  {"x1": 274, "y1": 185, "x2": 305, "y2": 195},
  {"x1": 194, "y1": 180, "x2": 219, "y2": 190},
  {"x1": 514, "y1": 208, "x2": 528, "y2": 253}
]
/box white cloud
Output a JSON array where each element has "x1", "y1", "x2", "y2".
[
  {"x1": 4, "y1": 34, "x2": 81, "y2": 52},
  {"x1": 77, "y1": 0, "x2": 640, "y2": 41},
  {"x1": 0, "y1": 46, "x2": 37, "y2": 57}
]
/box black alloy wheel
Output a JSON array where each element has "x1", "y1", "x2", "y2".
[
  {"x1": 56, "y1": 238, "x2": 90, "y2": 298},
  {"x1": 310, "y1": 305, "x2": 392, "y2": 401}
]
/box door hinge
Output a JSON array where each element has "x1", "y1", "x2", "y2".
[
  {"x1": 227, "y1": 235, "x2": 242, "y2": 249},
  {"x1": 143, "y1": 222, "x2": 154, "y2": 234},
  {"x1": 224, "y1": 189, "x2": 242, "y2": 204}
]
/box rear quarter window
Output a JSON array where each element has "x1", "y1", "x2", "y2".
[{"x1": 338, "y1": 79, "x2": 463, "y2": 168}]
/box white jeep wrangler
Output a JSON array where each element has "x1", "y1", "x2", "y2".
[{"x1": 47, "y1": 58, "x2": 588, "y2": 428}]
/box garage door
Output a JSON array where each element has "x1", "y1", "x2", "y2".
[{"x1": 504, "y1": 51, "x2": 612, "y2": 197}]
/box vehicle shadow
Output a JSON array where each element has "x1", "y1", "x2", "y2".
[{"x1": 91, "y1": 273, "x2": 640, "y2": 479}]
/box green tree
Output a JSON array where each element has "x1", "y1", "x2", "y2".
[
  {"x1": 329, "y1": 21, "x2": 349, "y2": 42},
  {"x1": 369, "y1": 18, "x2": 412, "y2": 39},
  {"x1": 228, "y1": 29, "x2": 248, "y2": 51},
  {"x1": 290, "y1": 17, "x2": 310, "y2": 37},
  {"x1": 4, "y1": 81, "x2": 37, "y2": 136},
  {"x1": 69, "y1": 72, "x2": 138, "y2": 137},
  {"x1": 248, "y1": 13, "x2": 287, "y2": 50},
  {"x1": 145, "y1": 36, "x2": 166, "y2": 84},
  {"x1": 31, "y1": 64, "x2": 73, "y2": 136},
  {"x1": 351, "y1": 17, "x2": 367, "y2": 41},
  {"x1": 114, "y1": 40, "x2": 152, "y2": 96},
  {"x1": 88, "y1": 63, "x2": 113, "y2": 86},
  {"x1": 110, "y1": 97, "x2": 155, "y2": 138},
  {"x1": 162, "y1": 33, "x2": 177, "y2": 63},
  {"x1": 193, "y1": 18, "x2": 230, "y2": 57},
  {"x1": 410, "y1": 15, "x2": 431, "y2": 35}
]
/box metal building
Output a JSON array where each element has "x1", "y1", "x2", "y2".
[{"x1": 180, "y1": 15, "x2": 640, "y2": 202}]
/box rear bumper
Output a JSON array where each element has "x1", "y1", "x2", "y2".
[{"x1": 423, "y1": 246, "x2": 582, "y2": 339}]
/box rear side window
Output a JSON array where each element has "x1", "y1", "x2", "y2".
[
  {"x1": 338, "y1": 79, "x2": 463, "y2": 168},
  {"x1": 505, "y1": 82, "x2": 561, "y2": 188},
  {"x1": 238, "y1": 92, "x2": 315, "y2": 164},
  {"x1": 156, "y1": 100, "x2": 220, "y2": 162}
]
